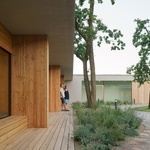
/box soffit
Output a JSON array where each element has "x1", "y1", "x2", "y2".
[{"x1": 0, "y1": 0, "x2": 75, "y2": 80}]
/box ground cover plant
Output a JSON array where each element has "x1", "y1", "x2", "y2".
[
  {"x1": 73, "y1": 102, "x2": 142, "y2": 150},
  {"x1": 134, "y1": 106, "x2": 150, "y2": 112}
]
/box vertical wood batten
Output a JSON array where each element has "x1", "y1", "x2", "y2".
[
  {"x1": 0, "y1": 24, "x2": 12, "y2": 53},
  {"x1": 132, "y1": 82, "x2": 150, "y2": 104},
  {"x1": 12, "y1": 35, "x2": 49, "y2": 128},
  {"x1": 49, "y1": 65, "x2": 61, "y2": 112}
]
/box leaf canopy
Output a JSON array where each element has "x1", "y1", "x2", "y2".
[{"x1": 127, "y1": 19, "x2": 150, "y2": 85}]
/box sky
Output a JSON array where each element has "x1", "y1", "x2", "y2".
[{"x1": 73, "y1": 0, "x2": 150, "y2": 75}]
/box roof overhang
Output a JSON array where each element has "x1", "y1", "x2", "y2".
[{"x1": 0, "y1": 0, "x2": 75, "y2": 80}]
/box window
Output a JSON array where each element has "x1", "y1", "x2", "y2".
[{"x1": 0, "y1": 47, "x2": 11, "y2": 119}]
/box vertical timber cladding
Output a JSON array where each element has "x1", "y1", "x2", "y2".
[
  {"x1": 132, "y1": 82, "x2": 150, "y2": 104},
  {"x1": 0, "y1": 24, "x2": 12, "y2": 53},
  {"x1": 49, "y1": 65, "x2": 61, "y2": 112},
  {"x1": 12, "y1": 35, "x2": 49, "y2": 128}
]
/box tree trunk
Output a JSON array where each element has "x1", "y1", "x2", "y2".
[
  {"x1": 87, "y1": 0, "x2": 96, "y2": 107},
  {"x1": 88, "y1": 44, "x2": 96, "y2": 107},
  {"x1": 83, "y1": 59, "x2": 92, "y2": 107}
]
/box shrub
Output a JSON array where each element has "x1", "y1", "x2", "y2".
[
  {"x1": 74, "y1": 125, "x2": 92, "y2": 146},
  {"x1": 73, "y1": 102, "x2": 142, "y2": 149}
]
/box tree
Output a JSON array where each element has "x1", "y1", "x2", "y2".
[
  {"x1": 127, "y1": 19, "x2": 150, "y2": 108},
  {"x1": 74, "y1": 0, "x2": 125, "y2": 108},
  {"x1": 127, "y1": 19, "x2": 150, "y2": 85}
]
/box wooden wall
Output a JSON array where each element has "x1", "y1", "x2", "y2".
[
  {"x1": 0, "y1": 24, "x2": 12, "y2": 53},
  {"x1": 49, "y1": 65, "x2": 61, "y2": 112},
  {"x1": 12, "y1": 35, "x2": 49, "y2": 128},
  {"x1": 132, "y1": 82, "x2": 150, "y2": 104}
]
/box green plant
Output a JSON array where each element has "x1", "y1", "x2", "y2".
[
  {"x1": 73, "y1": 102, "x2": 142, "y2": 149},
  {"x1": 134, "y1": 106, "x2": 150, "y2": 112},
  {"x1": 74, "y1": 125, "x2": 92, "y2": 146}
]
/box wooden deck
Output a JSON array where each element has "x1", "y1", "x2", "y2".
[{"x1": 0, "y1": 108, "x2": 74, "y2": 150}]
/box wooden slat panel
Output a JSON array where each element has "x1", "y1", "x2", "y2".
[
  {"x1": 12, "y1": 35, "x2": 49, "y2": 128},
  {"x1": 39, "y1": 113, "x2": 65, "y2": 149},
  {"x1": 49, "y1": 65, "x2": 61, "y2": 112},
  {"x1": 132, "y1": 82, "x2": 150, "y2": 104},
  {"x1": 46, "y1": 112, "x2": 69, "y2": 150},
  {"x1": 0, "y1": 116, "x2": 27, "y2": 144},
  {"x1": 0, "y1": 116, "x2": 27, "y2": 137},
  {"x1": 0, "y1": 109, "x2": 75, "y2": 150},
  {"x1": 58, "y1": 114, "x2": 70, "y2": 150},
  {"x1": 144, "y1": 82, "x2": 150, "y2": 104},
  {"x1": 0, "y1": 24, "x2": 12, "y2": 53},
  {"x1": 0, "y1": 128, "x2": 33, "y2": 150},
  {"x1": 32, "y1": 113, "x2": 63, "y2": 150},
  {"x1": 68, "y1": 108, "x2": 75, "y2": 150}
]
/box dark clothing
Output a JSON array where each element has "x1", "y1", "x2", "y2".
[
  {"x1": 64, "y1": 90, "x2": 69, "y2": 99},
  {"x1": 61, "y1": 98, "x2": 65, "y2": 104}
]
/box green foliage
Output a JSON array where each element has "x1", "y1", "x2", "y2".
[
  {"x1": 74, "y1": 125, "x2": 92, "y2": 146},
  {"x1": 74, "y1": 0, "x2": 125, "y2": 108},
  {"x1": 75, "y1": 2, "x2": 125, "y2": 60},
  {"x1": 127, "y1": 19, "x2": 150, "y2": 85},
  {"x1": 73, "y1": 102, "x2": 142, "y2": 149},
  {"x1": 134, "y1": 106, "x2": 150, "y2": 112}
]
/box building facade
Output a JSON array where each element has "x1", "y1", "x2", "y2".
[
  {"x1": 0, "y1": 0, "x2": 75, "y2": 128},
  {"x1": 66, "y1": 74, "x2": 150, "y2": 104}
]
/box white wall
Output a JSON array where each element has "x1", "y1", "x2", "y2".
[
  {"x1": 65, "y1": 74, "x2": 134, "y2": 102},
  {"x1": 65, "y1": 75, "x2": 84, "y2": 102}
]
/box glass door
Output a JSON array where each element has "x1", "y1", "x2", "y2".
[
  {"x1": 0, "y1": 47, "x2": 11, "y2": 119},
  {"x1": 96, "y1": 85, "x2": 104, "y2": 101}
]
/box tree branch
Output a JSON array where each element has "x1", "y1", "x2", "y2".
[{"x1": 75, "y1": 20, "x2": 87, "y2": 43}]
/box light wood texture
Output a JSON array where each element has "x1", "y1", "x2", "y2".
[
  {"x1": 0, "y1": 116, "x2": 27, "y2": 144},
  {"x1": 0, "y1": 107, "x2": 74, "y2": 150},
  {"x1": 0, "y1": 24, "x2": 12, "y2": 53},
  {"x1": 132, "y1": 82, "x2": 150, "y2": 104},
  {"x1": 49, "y1": 65, "x2": 61, "y2": 112},
  {"x1": 12, "y1": 35, "x2": 49, "y2": 128}
]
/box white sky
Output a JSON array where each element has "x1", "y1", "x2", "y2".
[{"x1": 73, "y1": 0, "x2": 150, "y2": 74}]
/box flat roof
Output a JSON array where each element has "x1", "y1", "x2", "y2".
[
  {"x1": 73, "y1": 74, "x2": 134, "y2": 81},
  {"x1": 0, "y1": 0, "x2": 75, "y2": 80}
]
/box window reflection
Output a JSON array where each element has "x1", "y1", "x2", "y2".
[{"x1": 0, "y1": 48, "x2": 11, "y2": 119}]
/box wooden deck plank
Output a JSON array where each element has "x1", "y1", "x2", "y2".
[
  {"x1": 17, "y1": 129, "x2": 43, "y2": 150},
  {"x1": 9, "y1": 128, "x2": 38, "y2": 150},
  {"x1": 0, "y1": 122, "x2": 27, "y2": 144},
  {"x1": 0, "y1": 116, "x2": 26, "y2": 127},
  {"x1": 0, "y1": 128, "x2": 34, "y2": 150},
  {"x1": 68, "y1": 108, "x2": 75, "y2": 150},
  {"x1": 59, "y1": 113, "x2": 70, "y2": 150},
  {"x1": 27, "y1": 113, "x2": 59, "y2": 150},
  {"x1": 0, "y1": 117, "x2": 27, "y2": 137},
  {"x1": 33, "y1": 112, "x2": 64, "y2": 150},
  {"x1": 0, "y1": 106, "x2": 75, "y2": 150},
  {"x1": 53, "y1": 112, "x2": 69, "y2": 150},
  {"x1": 40, "y1": 112, "x2": 65, "y2": 150}
]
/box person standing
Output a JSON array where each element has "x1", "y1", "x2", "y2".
[
  {"x1": 60, "y1": 83, "x2": 69, "y2": 111},
  {"x1": 64, "y1": 85, "x2": 69, "y2": 104}
]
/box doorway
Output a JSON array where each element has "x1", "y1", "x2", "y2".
[
  {"x1": 96, "y1": 85, "x2": 104, "y2": 101},
  {"x1": 0, "y1": 47, "x2": 11, "y2": 119}
]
